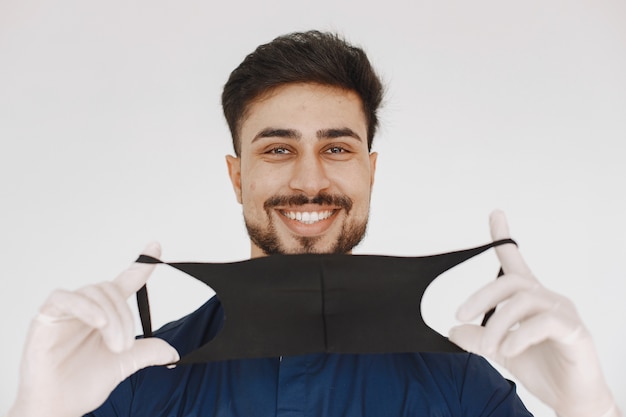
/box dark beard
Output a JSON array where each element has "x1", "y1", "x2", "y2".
[{"x1": 244, "y1": 192, "x2": 368, "y2": 255}]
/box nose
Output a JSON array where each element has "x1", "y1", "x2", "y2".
[{"x1": 288, "y1": 153, "x2": 331, "y2": 196}]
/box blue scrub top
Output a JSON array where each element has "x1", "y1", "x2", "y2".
[{"x1": 88, "y1": 297, "x2": 532, "y2": 416}]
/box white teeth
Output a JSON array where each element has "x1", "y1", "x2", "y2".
[{"x1": 282, "y1": 210, "x2": 334, "y2": 224}]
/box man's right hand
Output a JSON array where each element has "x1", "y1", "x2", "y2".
[{"x1": 6, "y1": 242, "x2": 180, "y2": 417}]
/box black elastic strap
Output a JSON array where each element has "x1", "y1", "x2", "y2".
[{"x1": 136, "y1": 284, "x2": 152, "y2": 338}]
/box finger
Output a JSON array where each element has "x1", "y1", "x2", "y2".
[
  {"x1": 489, "y1": 210, "x2": 533, "y2": 277},
  {"x1": 78, "y1": 284, "x2": 129, "y2": 353},
  {"x1": 117, "y1": 338, "x2": 180, "y2": 380},
  {"x1": 113, "y1": 242, "x2": 162, "y2": 298},
  {"x1": 479, "y1": 287, "x2": 556, "y2": 355},
  {"x1": 39, "y1": 289, "x2": 108, "y2": 328},
  {"x1": 98, "y1": 282, "x2": 135, "y2": 351},
  {"x1": 499, "y1": 312, "x2": 587, "y2": 357},
  {"x1": 457, "y1": 273, "x2": 536, "y2": 321}
]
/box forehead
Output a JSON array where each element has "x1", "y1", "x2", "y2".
[{"x1": 239, "y1": 83, "x2": 367, "y2": 144}]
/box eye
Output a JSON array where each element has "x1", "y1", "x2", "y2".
[
  {"x1": 325, "y1": 146, "x2": 347, "y2": 154},
  {"x1": 267, "y1": 146, "x2": 291, "y2": 155}
]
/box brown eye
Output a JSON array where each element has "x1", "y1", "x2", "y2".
[
  {"x1": 268, "y1": 146, "x2": 291, "y2": 154},
  {"x1": 326, "y1": 146, "x2": 346, "y2": 154}
]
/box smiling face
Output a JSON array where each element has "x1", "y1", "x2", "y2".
[{"x1": 226, "y1": 83, "x2": 377, "y2": 257}]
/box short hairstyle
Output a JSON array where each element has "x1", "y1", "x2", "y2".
[{"x1": 222, "y1": 30, "x2": 384, "y2": 156}]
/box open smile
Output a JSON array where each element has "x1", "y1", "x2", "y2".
[
  {"x1": 280, "y1": 209, "x2": 336, "y2": 224},
  {"x1": 275, "y1": 207, "x2": 341, "y2": 237}
]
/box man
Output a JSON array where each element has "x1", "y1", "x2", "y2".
[{"x1": 7, "y1": 31, "x2": 620, "y2": 417}]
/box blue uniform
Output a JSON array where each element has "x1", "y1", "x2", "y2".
[{"x1": 88, "y1": 297, "x2": 532, "y2": 416}]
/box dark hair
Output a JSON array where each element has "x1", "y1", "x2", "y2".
[{"x1": 222, "y1": 30, "x2": 384, "y2": 156}]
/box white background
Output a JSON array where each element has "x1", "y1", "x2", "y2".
[{"x1": 1, "y1": 0, "x2": 625, "y2": 415}]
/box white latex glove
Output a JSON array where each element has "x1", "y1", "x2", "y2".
[
  {"x1": 449, "y1": 211, "x2": 620, "y2": 417},
  {"x1": 6, "y1": 242, "x2": 180, "y2": 417}
]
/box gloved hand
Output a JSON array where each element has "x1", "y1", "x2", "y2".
[
  {"x1": 449, "y1": 210, "x2": 621, "y2": 417},
  {"x1": 6, "y1": 242, "x2": 179, "y2": 417}
]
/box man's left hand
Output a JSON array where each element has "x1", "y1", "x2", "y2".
[{"x1": 449, "y1": 210, "x2": 620, "y2": 417}]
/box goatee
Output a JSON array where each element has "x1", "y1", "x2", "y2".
[{"x1": 244, "y1": 192, "x2": 368, "y2": 255}]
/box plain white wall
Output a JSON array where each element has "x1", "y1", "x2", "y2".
[{"x1": 1, "y1": 1, "x2": 625, "y2": 415}]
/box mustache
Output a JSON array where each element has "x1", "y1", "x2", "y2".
[{"x1": 264, "y1": 192, "x2": 353, "y2": 213}]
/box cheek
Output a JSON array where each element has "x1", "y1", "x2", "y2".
[
  {"x1": 242, "y1": 180, "x2": 264, "y2": 212},
  {"x1": 334, "y1": 165, "x2": 373, "y2": 196}
]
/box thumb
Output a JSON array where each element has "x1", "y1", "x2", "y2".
[
  {"x1": 449, "y1": 324, "x2": 486, "y2": 355},
  {"x1": 449, "y1": 325, "x2": 508, "y2": 366},
  {"x1": 118, "y1": 338, "x2": 179, "y2": 378}
]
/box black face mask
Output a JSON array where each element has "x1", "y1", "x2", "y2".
[{"x1": 136, "y1": 238, "x2": 515, "y2": 365}]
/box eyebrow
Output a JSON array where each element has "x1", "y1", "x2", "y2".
[
  {"x1": 252, "y1": 128, "x2": 301, "y2": 142},
  {"x1": 252, "y1": 127, "x2": 362, "y2": 143},
  {"x1": 317, "y1": 128, "x2": 362, "y2": 142}
]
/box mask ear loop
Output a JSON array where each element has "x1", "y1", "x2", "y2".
[
  {"x1": 135, "y1": 254, "x2": 162, "y2": 338},
  {"x1": 137, "y1": 285, "x2": 152, "y2": 337},
  {"x1": 480, "y1": 267, "x2": 505, "y2": 326}
]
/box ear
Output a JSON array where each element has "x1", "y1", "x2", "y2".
[
  {"x1": 369, "y1": 151, "x2": 378, "y2": 187},
  {"x1": 225, "y1": 155, "x2": 242, "y2": 204}
]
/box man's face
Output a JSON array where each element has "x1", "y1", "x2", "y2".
[{"x1": 226, "y1": 83, "x2": 377, "y2": 257}]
